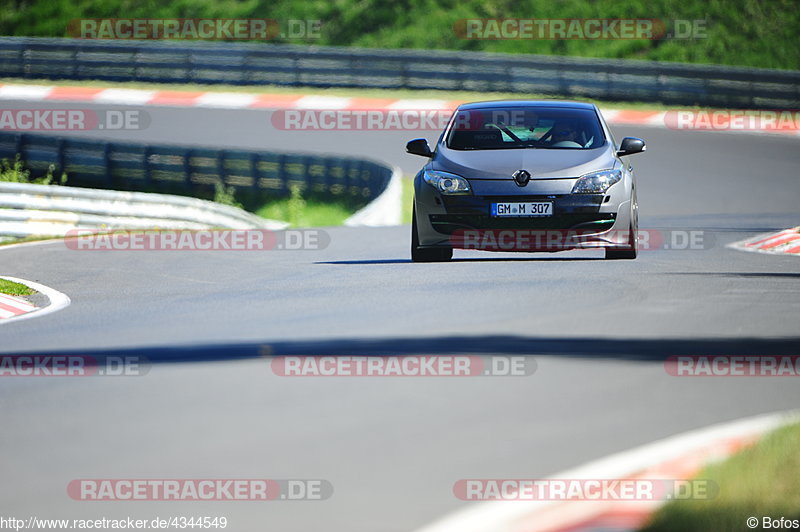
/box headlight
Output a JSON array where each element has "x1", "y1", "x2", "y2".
[
  {"x1": 423, "y1": 170, "x2": 471, "y2": 195},
  {"x1": 571, "y1": 169, "x2": 623, "y2": 194}
]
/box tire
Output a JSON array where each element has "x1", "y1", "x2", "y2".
[
  {"x1": 411, "y1": 204, "x2": 453, "y2": 262},
  {"x1": 605, "y1": 191, "x2": 638, "y2": 260}
]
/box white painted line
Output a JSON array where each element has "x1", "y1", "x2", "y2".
[
  {"x1": 195, "y1": 92, "x2": 258, "y2": 108},
  {"x1": 0, "y1": 276, "x2": 71, "y2": 324},
  {"x1": 414, "y1": 410, "x2": 800, "y2": 532},
  {"x1": 0, "y1": 84, "x2": 53, "y2": 100},
  {"x1": 294, "y1": 95, "x2": 353, "y2": 110},
  {"x1": 94, "y1": 88, "x2": 156, "y2": 105},
  {"x1": 0, "y1": 238, "x2": 61, "y2": 252}
]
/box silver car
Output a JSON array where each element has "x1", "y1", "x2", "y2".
[{"x1": 407, "y1": 100, "x2": 645, "y2": 261}]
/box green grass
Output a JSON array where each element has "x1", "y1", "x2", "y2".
[
  {"x1": 0, "y1": 154, "x2": 67, "y2": 185},
  {"x1": 252, "y1": 184, "x2": 363, "y2": 227},
  {"x1": 1, "y1": 0, "x2": 798, "y2": 70},
  {"x1": 401, "y1": 176, "x2": 414, "y2": 225},
  {"x1": 0, "y1": 235, "x2": 61, "y2": 247},
  {"x1": 640, "y1": 422, "x2": 800, "y2": 532},
  {"x1": 255, "y1": 197, "x2": 356, "y2": 227},
  {"x1": 0, "y1": 278, "x2": 35, "y2": 296},
  {"x1": 257, "y1": 176, "x2": 412, "y2": 228}
]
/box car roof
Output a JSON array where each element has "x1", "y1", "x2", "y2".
[{"x1": 456, "y1": 100, "x2": 597, "y2": 111}]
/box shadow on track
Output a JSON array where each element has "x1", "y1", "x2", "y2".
[
  {"x1": 4, "y1": 336, "x2": 798, "y2": 366},
  {"x1": 317, "y1": 257, "x2": 606, "y2": 265},
  {"x1": 667, "y1": 272, "x2": 800, "y2": 279}
]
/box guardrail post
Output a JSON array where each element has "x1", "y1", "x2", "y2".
[
  {"x1": 71, "y1": 45, "x2": 79, "y2": 79},
  {"x1": 102, "y1": 142, "x2": 111, "y2": 185},
  {"x1": 278, "y1": 154, "x2": 288, "y2": 195},
  {"x1": 217, "y1": 150, "x2": 226, "y2": 186},
  {"x1": 323, "y1": 158, "x2": 332, "y2": 194},
  {"x1": 183, "y1": 148, "x2": 193, "y2": 186},
  {"x1": 303, "y1": 157, "x2": 312, "y2": 194},
  {"x1": 143, "y1": 146, "x2": 152, "y2": 185},
  {"x1": 17, "y1": 44, "x2": 26, "y2": 79},
  {"x1": 249, "y1": 153, "x2": 258, "y2": 190},
  {"x1": 13, "y1": 133, "x2": 23, "y2": 161},
  {"x1": 133, "y1": 46, "x2": 141, "y2": 81},
  {"x1": 56, "y1": 138, "x2": 66, "y2": 177}
]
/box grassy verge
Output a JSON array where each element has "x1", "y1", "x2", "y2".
[
  {"x1": 0, "y1": 154, "x2": 67, "y2": 185},
  {"x1": 253, "y1": 185, "x2": 361, "y2": 227},
  {"x1": 256, "y1": 198, "x2": 354, "y2": 227},
  {"x1": 0, "y1": 235, "x2": 62, "y2": 247},
  {"x1": 256, "y1": 177, "x2": 414, "y2": 226},
  {"x1": 640, "y1": 422, "x2": 800, "y2": 532},
  {"x1": 401, "y1": 176, "x2": 414, "y2": 225},
  {"x1": 0, "y1": 77, "x2": 701, "y2": 111},
  {"x1": 0, "y1": 278, "x2": 35, "y2": 296},
  {"x1": 2, "y1": 0, "x2": 798, "y2": 70}
]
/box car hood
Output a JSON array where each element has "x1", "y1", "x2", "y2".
[{"x1": 431, "y1": 144, "x2": 617, "y2": 179}]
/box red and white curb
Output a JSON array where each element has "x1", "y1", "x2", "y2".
[
  {"x1": 0, "y1": 275, "x2": 71, "y2": 323},
  {"x1": 0, "y1": 291, "x2": 36, "y2": 319},
  {"x1": 415, "y1": 410, "x2": 799, "y2": 532},
  {"x1": 728, "y1": 227, "x2": 800, "y2": 256},
  {"x1": 0, "y1": 84, "x2": 461, "y2": 111},
  {"x1": 1, "y1": 83, "x2": 799, "y2": 136}
]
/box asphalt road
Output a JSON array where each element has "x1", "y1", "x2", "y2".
[{"x1": 0, "y1": 100, "x2": 799, "y2": 532}]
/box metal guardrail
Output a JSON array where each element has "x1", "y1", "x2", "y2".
[
  {"x1": 0, "y1": 181, "x2": 288, "y2": 238},
  {"x1": 0, "y1": 131, "x2": 394, "y2": 209},
  {"x1": 1, "y1": 37, "x2": 798, "y2": 108},
  {"x1": 0, "y1": 180, "x2": 292, "y2": 237}
]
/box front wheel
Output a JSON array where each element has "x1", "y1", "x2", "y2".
[
  {"x1": 605, "y1": 193, "x2": 638, "y2": 260},
  {"x1": 411, "y1": 204, "x2": 452, "y2": 262}
]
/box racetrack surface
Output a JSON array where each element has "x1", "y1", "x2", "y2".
[{"x1": 1, "y1": 101, "x2": 799, "y2": 531}]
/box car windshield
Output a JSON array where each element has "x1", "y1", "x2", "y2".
[{"x1": 446, "y1": 106, "x2": 606, "y2": 150}]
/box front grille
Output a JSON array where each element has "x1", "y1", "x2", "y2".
[
  {"x1": 441, "y1": 194, "x2": 606, "y2": 216},
  {"x1": 429, "y1": 213, "x2": 616, "y2": 234}
]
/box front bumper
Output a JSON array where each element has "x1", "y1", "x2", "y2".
[{"x1": 415, "y1": 189, "x2": 633, "y2": 251}]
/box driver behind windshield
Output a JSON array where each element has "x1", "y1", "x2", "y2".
[{"x1": 549, "y1": 120, "x2": 581, "y2": 146}]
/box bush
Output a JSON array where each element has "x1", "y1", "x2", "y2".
[{"x1": 0, "y1": 155, "x2": 67, "y2": 185}]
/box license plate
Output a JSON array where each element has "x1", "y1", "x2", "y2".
[{"x1": 491, "y1": 202, "x2": 553, "y2": 217}]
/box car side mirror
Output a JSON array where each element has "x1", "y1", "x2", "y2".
[
  {"x1": 617, "y1": 137, "x2": 646, "y2": 156},
  {"x1": 406, "y1": 138, "x2": 433, "y2": 157}
]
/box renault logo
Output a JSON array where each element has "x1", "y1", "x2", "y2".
[{"x1": 512, "y1": 169, "x2": 531, "y2": 187}]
